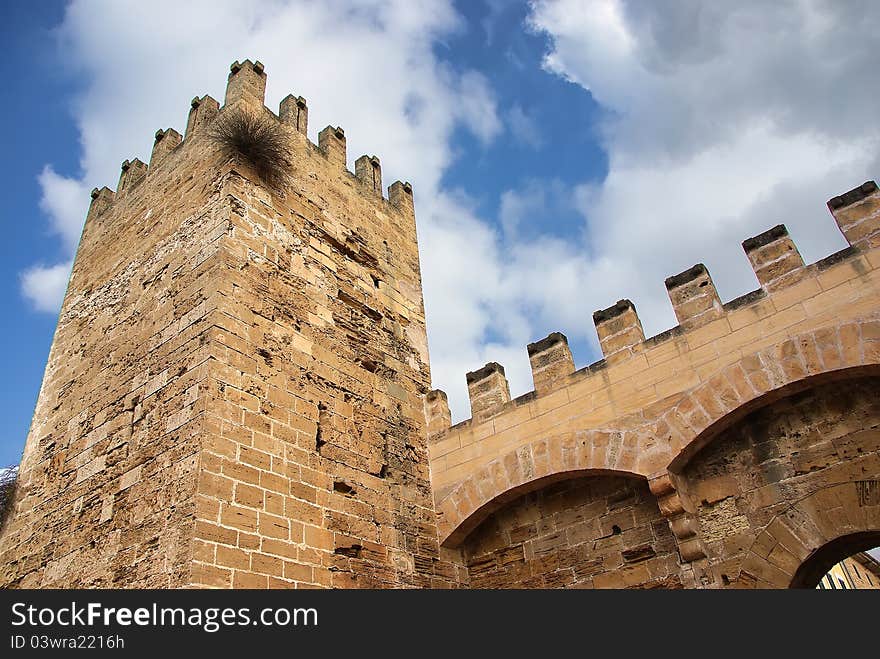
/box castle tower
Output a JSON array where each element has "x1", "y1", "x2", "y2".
[{"x1": 0, "y1": 61, "x2": 465, "y2": 588}]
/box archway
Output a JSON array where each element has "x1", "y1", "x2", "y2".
[
  {"x1": 669, "y1": 369, "x2": 880, "y2": 587},
  {"x1": 435, "y1": 430, "x2": 649, "y2": 547},
  {"x1": 457, "y1": 471, "x2": 682, "y2": 588},
  {"x1": 667, "y1": 364, "x2": 880, "y2": 476},
  {"x1": 739, "y1": 480, "x2": 880, "y2": 588},
  {"x1": 790, "y1": 532, "x2": 880, "y2": 588}
]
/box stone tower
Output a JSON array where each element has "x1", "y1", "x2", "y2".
[{"x1": 0, "y1": 60, "x2": 464, "y2": 588}]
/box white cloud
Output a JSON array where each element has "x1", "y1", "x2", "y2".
[
  {"x1": 423, "y1": 180, "x2": 604, "y2": 408},
  {"x1": 481, "y1": 0, "x2": 510, "y2": 46},
  {"x1": 21, "y1": 261, "x2": 73, "y2": 313},
  {"x1": 37, "y1": 166, "x2": 90, "y2": 253},
  {"x1": 454, "y1": 71, "x2": 503, "y2": 145},
  {"x1": 20, "y1": 168, "x2": 88, "y2": 313},
  {"x1": 507, "y1": 105, "x2": 544, "y2": 149},
  {"x1": 499, "y1": 181, "x2": 544, "y2": 236},
  {"x1": 526, "y1": 0, "x2": 880, "y2": 339}
]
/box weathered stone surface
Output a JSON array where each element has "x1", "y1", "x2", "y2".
[
  {"x1": 0, "y1": 61, "x2": 461, "y2": 589},
  {"x1": 461, "y1": 475, "x2": 680, "y2": 589},
  {"x1": 683, "y1": 376, "x2": 880, "y2": 587},
  {"x1": 431, "y1": 177, "x2": 880, "y2": 589}
]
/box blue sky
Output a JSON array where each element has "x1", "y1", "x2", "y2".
[
  {"x1": 1, "y1": 0, "x2": 879, "y2": 471},
  {"x1": 1, "y1": 1, "x2": 78, "y2": 468}
]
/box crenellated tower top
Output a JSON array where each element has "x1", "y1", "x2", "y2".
[
  {"x1": 426, "y1": 178, "x2": 880, "y2": 437},
  {"x1": 84, "y1": 59, "x2": 416, "y2": 228}
]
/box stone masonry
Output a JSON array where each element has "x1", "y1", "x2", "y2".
[
  {"x1": 0, "y1": 60, "x2": 464, "y2": 588},
  {"x1": 1, "y1": 60, "x2": 878, "y2": 588},
  {"x1": 428, "y1": 179, "x2": 880, "y2": 588}
]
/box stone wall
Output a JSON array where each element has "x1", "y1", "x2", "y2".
[
  {"x1": 682, "y1": 375, "x2": 880, "y2": 587},
  {"x1": 429, "y1": 180, "x2": 880, "y2": 567},
  {"x1": 463, "y1": 474, "x2": 681, "y2": 588},
  {"x1": 451, "y1": 374, "x2": 880, "y2": 589},
  {"x1": 0, "y1": 101, "x2": 230, "y2": 587},
  {"x1": 0, "y1": 60, "x2": 464, "y2": 589}
]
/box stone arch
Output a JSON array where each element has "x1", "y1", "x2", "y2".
[
  {"x1": 436, "y1": 430, "x2": 643, "y2": 547},
  {"x1": 789, "y1": 531, "x2": 880, "y2": 588},
  {"x1": 436, "y1": 316, "x2": 880, "y2": 552},
  {"x1": 738, "y1": 480, "x2": 880, "y2": 588},
  {"x1": 655, "y1": 316, "x2": 880, "y2": 478}
]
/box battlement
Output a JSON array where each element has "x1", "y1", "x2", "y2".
[
  {"x1": 427, "y1": 180, "x2": 880, "y2": 567},
  {"x1": 427, "y1": 179, "x2": 880, "y2": 445},
  {"x1": 664, "y1": 263, "x2": 723, "y2": 329},
  {"x1": 84, "y1": 59, "x2": 416, "y2": 228}
]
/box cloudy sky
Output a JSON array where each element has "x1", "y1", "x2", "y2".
[{"x1": 1, "y1": 0, "x2": 878, "y2": 470}]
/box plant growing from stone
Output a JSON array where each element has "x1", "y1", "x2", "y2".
[{"x1": 209, "y1": 108, "x2": 289, "y2": 190}]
